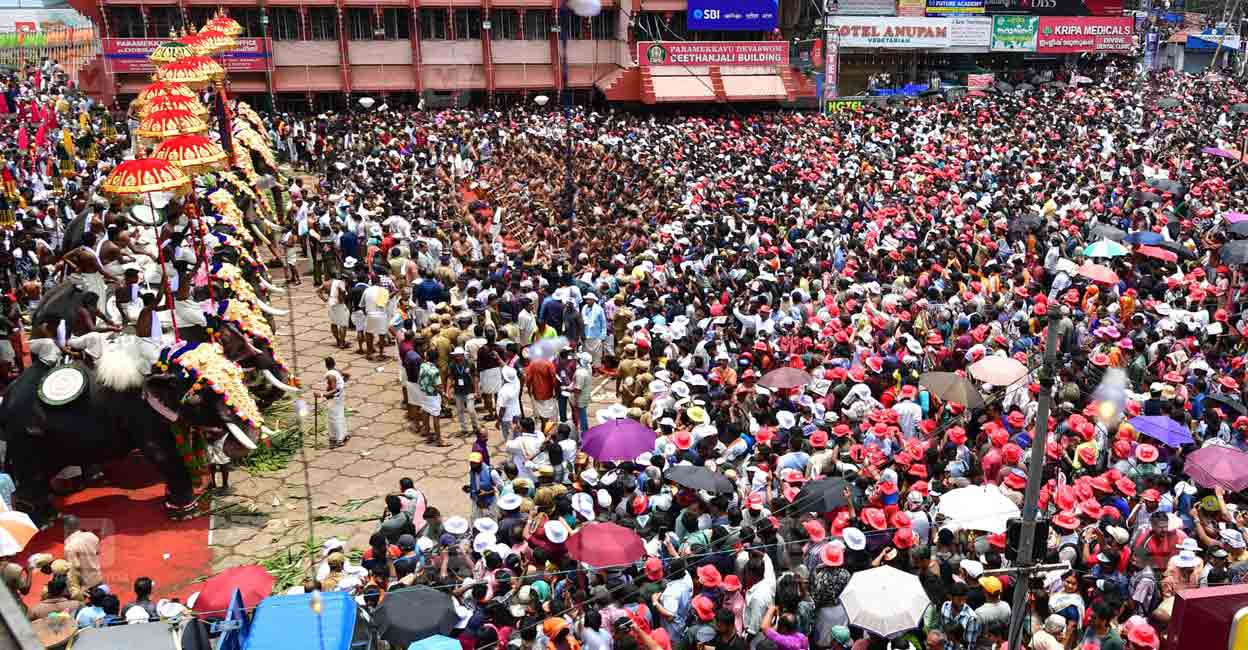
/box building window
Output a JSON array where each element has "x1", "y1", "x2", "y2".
[
  {"x1": 382, "y1": 9, "x2": 411, "y2": 40},
  {"x1": 347, "y1": 8, "x2": 373, "y2": 39},
  {"x1": 591, "y1": 10, "x2": 616, "y2": 40},
  {"x1": 271, "y1": 8, "x2": 300, "y2": 41},
  {"x1": 419, "y1": 9, "x2": 448, "y2": 40},
  {"x1": 309, "y1": 7, "x2": 338, "y2": 41},
  {"x1": 187, "y1": 8, "x2": 215, "y2": 32},
  {"x1": 523, "y1": 10, "x2": 549, "y2": 40},
  {"x1": 107, "y1": 7, "x2": 144, "y2": 38},
  {"x1": 490, "y1": 9, "x2": 518, "y2": 39},
  {"x1": 148, "y1": 7, "x2": 180, "y2": 38},
  {"x1": 564, "y1": 13, "x2": 586, "y2": 40},
  {"x1": 228, "y1": 8, "x2": 265, "y2": 37},
  {"x1": 636, "y1": 11, "x2": 686, "y2": 41},
  {"x1": 454, "y1": 9, "x2": 481, "y2": 40}
]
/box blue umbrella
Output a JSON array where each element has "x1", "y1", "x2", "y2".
[
  {"x1": 1123, "y1": 231, "x2": 1164, "y2": 246},
  {"x1": 1128, "y1": 415, "x2": 1194, "y2": 448},
  {"x1": 411, "y1": 636, "x2": 463, "y2": 650},
  {"x1": 1083, "y1": 239, "x2": 1129, "y2": 258}
]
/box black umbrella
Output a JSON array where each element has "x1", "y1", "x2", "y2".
[
  {"x1": 1157, "y1": 240, "x2": 1198, "y2": 260},
  {"x1": 1228, "y1": 221, "x2": 1248, "y2": 237},
  {"x1": 1222, "y1": 240, "x2": 1248, "y2": 265},
  {"x1": 793, "y1": 477, "x2": 850, "y2": 513},
  {"x1": 1232, "y1": 103, "x2": 1248, "y2": 114},
  {"x1": 1157, "y1": 97, "x2": 1182, "y2": 109},
  {"x1": 58, "y1": 211, "x2": 89, "y2": 257},
  {"x1": 1090, "y1": 223, "x2": 1127, "y2": 242},
  {"x1": 374, "y1": 586, "x2": 458, "y2": 648},
  {"x1": 664, "y1": 465, "x2": 735, "y2": 494},
  {"x1": 1208, "y1": 393, "x2": 1248, "y2": 415}
]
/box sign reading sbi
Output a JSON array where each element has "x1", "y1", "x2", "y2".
[{"x1": 688, "y1": 0, "x2": 778, "y2": 30}]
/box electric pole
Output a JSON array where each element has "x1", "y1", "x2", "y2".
[{"x1": 1006, "y1": 310, "x2": 1062, "y2": 650}]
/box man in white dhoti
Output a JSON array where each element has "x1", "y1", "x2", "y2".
[
  {"x1": 318, "y1": 356, "x2": 350, "y2": 448},
  {"x1": 318, "y1": 274, "x2": 351, "y2": 349}
]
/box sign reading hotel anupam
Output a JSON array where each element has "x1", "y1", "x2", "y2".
[
  {"x1": 638, "y1": 41, "x2": 789, "y2": 67},
  {"x1": 825, "y1": 17, "x2": 951, "y2": 48}
]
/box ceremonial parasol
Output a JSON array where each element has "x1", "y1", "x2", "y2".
[
  {"x1": 153, "y1": 134, "x2": 228, "y2": 173},
  {"x1": 135, "y1": 81, "x2": 196, "y2": 106},
  {"x1": 102, "y1": 158, "x2": 192, "y2": 199},
  {"x1": 192, "y1": 29, "x2": 235, "y2": 55},
  {"x1": 178, "y1": 54, "x2": 226, "y2": 81},
  {"x1": 566, "y1": 522, "x2": 646, "y2": 566},
  {"x1": 140, "y1": 93, "x2": 208, "y2": 117},
  {"x1": 154, "y1": 59, "x2": 213, "y2": 89},
  {"x1": 207, "y1": 12, "x2": 246, "y2": 37},
  {"x1": 148, "y1": 39, "x2": 194, "y2": 65},
  {"x1": 137, "y1": 108, "x2": 208, "y2": 139}
]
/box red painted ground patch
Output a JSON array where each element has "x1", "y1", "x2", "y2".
[{"x1": 15, "y1": 453, "x2": 211, "y2": 607}]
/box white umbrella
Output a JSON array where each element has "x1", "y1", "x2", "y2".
[
  {"x1": 0, "y1": 510, "x2": 38, "y2": 556},
  {"x1": 840, "y1": 566, "x2": 929, "y2": 638},
  {"x1": 935, "y1": 485, "x2": 1020, "y2": 534}
]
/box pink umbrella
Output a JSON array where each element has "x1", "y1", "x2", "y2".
[
  {"x1": 1184, "y1": 445, "x2": 1248, "y2": 492},
  {"x1": 968, "y1": 356, "x2": 1029, "y2": 387},
  {"x1": 1077, "y1": 261, "x2": 1120, "y2": 285},
  {"x1": 1137, "y1": 245, "x2": 1178, "y2": 262},
  {"x1": 1224, "y1": 211, "x2": 1248, "y2": 224},
  {"x1": 760, "y1": 367, "x2": 813, "y2": 390},
  {"x1": 566, "y1": 522, "x2": 646, "y2": 567}
]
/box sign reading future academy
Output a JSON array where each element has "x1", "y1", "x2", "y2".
[{"x1": 983, "y1": 0, "x2": 1122, "y2": 15}]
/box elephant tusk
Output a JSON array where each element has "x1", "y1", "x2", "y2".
[
  {"x1": 259, "y1": 278, "x2": 285, "y2": 294},
  {"x1": 254, "y1": 298, "x2": 288, "y2": 317},
  {"x1": 261, "y1": 425, "x2": 277, "y2": 437},
  {"x1": 261, "y1": 369, "x2": 301, "y2": 394},
  {"x1": 263, "y1": 218, "x2": 281, "y2": 231},
  {"x1": 226, "y1": 422, "x2": 257, "y2": 450}
]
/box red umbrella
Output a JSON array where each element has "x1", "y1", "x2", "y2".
[
  {"x1": 1137, "y1": 245, "x2": 1178, "y2": 262},
  {"x1": 759, "y1": 367, "x2": 813, "y2": 390},
  {"x1": 566, "y1": 522, "x2": 646, "y2": 567},
  {"x1": 1076, "y1": 261, "x2": 1120, "y2": 285},
  {"x1": 189, "y1": 565, "x2": 275, "y2": 617},
  {"x1": 1184, "y1": 445, "x2": 1248, "y2": 492}
]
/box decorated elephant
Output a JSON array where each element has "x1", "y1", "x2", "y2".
[
  {"x1": 0, "y1": 339, "x2": 263, "y2": 525},
  {"x1": 176, "y1": 299, "x2": 299, "y2": 407}
]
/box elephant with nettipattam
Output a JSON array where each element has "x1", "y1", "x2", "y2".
[{"x1": 0, "y1": 339, "x2": 262, "y2": 527}]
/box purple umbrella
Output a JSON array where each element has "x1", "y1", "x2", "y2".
[
  {"x1": 1185, "y1": 445, "x2": 1248, "y2": 492},
  {"x1": 1225, "y1": 211, "x2": 1248, "y2": 224},
  {"x1": 581, "y1": 418, "x2": 657, "y2": 461},
  {"x1": 1128, "y1": 415, "x2": 1194, "y2": 448},
  {"x1": 1202, "y1": 147, "x2": 1240, "y2": 160}
]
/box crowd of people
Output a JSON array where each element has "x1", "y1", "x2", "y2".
[{"x1": 0, "y1": 50, "x2": 1247, "y2": 650}]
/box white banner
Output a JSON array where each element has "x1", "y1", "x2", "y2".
[
  {"x1": 825, "y1": 17, "x2": 952, "y2": 49},
  {"x1": 949, "y1": 17, "x2": 992, "y2": 48}
]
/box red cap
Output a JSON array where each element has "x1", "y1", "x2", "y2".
[
  {"x1": 820, "y1": 542, "x2": 845, "y2": 567},
  {"x1": 803, "y1": 519, "x2": 827, "y2": 542},
  {"x1": 696, "y1": 564, "x2": 722, "y2": 588},
  {"x1": 862, "y1": 508, "x2": 888, "y2": 531},
  {"x1": 645, "y1": 557, "x2": 664, "y2": 580},
  {"x1": 1136, "y1": 444, "x2": 1159, "y2": 463},
  {"x1": 691, "y1": 595, "x2": 716, "y2": 621}
]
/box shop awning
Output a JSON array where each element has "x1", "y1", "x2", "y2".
[{"x1": 652, "y1": 75, "x2": 716, "y2": 102}]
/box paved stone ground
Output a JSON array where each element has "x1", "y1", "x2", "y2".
[{"x1": 208, "y1": 275, "x2": 622, "y2": 570}]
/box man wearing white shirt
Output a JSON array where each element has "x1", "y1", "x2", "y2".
[{"x1": 503, "y1": 417, "x2": 544, "y2": 479}]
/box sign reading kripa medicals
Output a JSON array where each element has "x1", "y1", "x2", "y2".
[
  {"x1": 825, "y1": 17, "x2": 951, "y2": 48},
  {"x1": 638, "y1": 41, "x2": 789, "y2": 67},
  {"x1": 687, "y1": 0, "x2": 779, "y2": 31},
  {"x1": 990, "y1": 15, "x2": 1039, "y2": 51},
  {"x1": 1035, "y1": 16, "x2": 1133, "y2": 53}
]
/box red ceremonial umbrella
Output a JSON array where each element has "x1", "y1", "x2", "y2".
[
  {"x1": 1137, "y1": 245, "x2": 1178, "y2": 262},
  {"x1": 759, "y1": 366, "x2": 813, "y2": 390},
  {"x1": 1076, "y1": 261, "x2": 1120, "y2": 285},
  {"x1": 189, "y1": 564, "x2": 275, "y2": 617},
  {"x1": 566, "y1": 522, "x2": 646, "y2": 567}
]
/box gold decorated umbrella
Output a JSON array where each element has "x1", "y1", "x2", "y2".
[
  {"x1": 154, "y1": 59, "x2": 212, "y2": 89},
  {"x1": 149, "y1": 40, "x2": 195, "y2": 65},
  {"x1": 180, "y1": 55, "x2": 226, "y2": 82},
  {"x1": 152, "y1": 134, "x2": 228, "y2": 174},
  {"x1": 139, "y1": 93, "x2": 208, "y2": 117},
  {"x1": 137, "y1": 108, "x2": 208, "y2": 139},
  {"x1": 134, "y1": 81, "x2": 196, "y2": 106},
  {"x1": 101, "y1": 158, "x2": 191, "y2": 200},
  {"x1": 206, "y1": 13, "x2": 245, "y2": 38},
  {"x1": 193, "y1": 29, "x2": 235, "y2": 54}
]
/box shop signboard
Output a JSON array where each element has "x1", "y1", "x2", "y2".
[
  {"x1": 1035, "y1": 16, "x2": 1133, "y2": 53},
  {"x1": 832, "y1": 0, "x2": 899, "y2": 16},
  {"x1": 1143, "y1": 30, "x2": 1159, "y2": 69},
  {"x1": 827, "y1": 97, "x2": 869, "y2": 111},
  {"x1": 927, "y1": 0, "x2": 986, "y2": 14},
  {"x1": 897, "y1": 0, "x2": 927, "y2": 16},
  {"x1": 103, "y1": 38, "x2": 272, "y2": 73},
  {"x1": 950, "y1": 16, "x2": 993, "y2": 47},
  {"x1": 983, "y1": 0, "x2": 1122, "y2": 16},
  {"x1": 637, "y1": 41, "x2": 789, "y2": 67},
  {"x1": 1186, "y1": 29, "x2": 1242, "y2": 50},
  {"x1": 687, "y1": 0, "x2": 778, "y2": 31},
  {"x1": 825, "y1": 16, "x2": 951, "y2": 48},
  {"x1": 824, "y1": 37, "x2": 840, "y2": 102},
  {"x1": 991, "y1": 15, "x2": 1039, "y2": 51},
  {"x1": 967, "y1": 72, "x2": 994, "y2": 87}
]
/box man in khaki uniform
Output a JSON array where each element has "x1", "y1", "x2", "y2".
[{"x1": 615, "y1": 343, "x2": 641, "y2": 395}]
